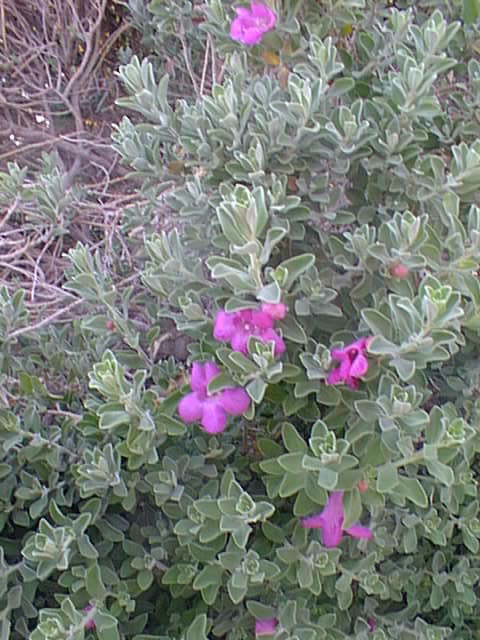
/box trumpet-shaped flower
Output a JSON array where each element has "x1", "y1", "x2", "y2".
[
  {"x1": 213, "y1": 308, "x2": 285, "y2": 356},
  {"x1": 255, "y1": 617, "x2": 278, "y2": 636},
  {"x1": 178, "y1": 362, "x2": 250, "y2": 434},
  {"x1": 301, "y1": 491, "x2": 373, "y2": 547},
  {"x1": 326, "y1": 337, "x2": 371, "y2": 389},
  {"x1": 83, "y1": 604, "x2": 96, "y2": 631},
  {"x1": 230, "y1": 2, "x2": 277, "y2": 46}
]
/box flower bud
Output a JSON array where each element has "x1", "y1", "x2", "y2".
[
  {"x1": 390, "y1": 263, "x2": 409, "y2": 279},
  {"x1": 357, "y1": 479, "x2": 369, "y2": 493}
]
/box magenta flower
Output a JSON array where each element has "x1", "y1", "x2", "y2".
[
  {"x1": 255, "y1": 617, "x2": 278, "y2": 636},
  {"x1": 178, "y1": 362, "x2": 250, "y2": 434},
  {"x1": 230, "y1": 2, "x2": 277, "y2": 46},
  {"x1": 367, "y1": 618, "x2": 377, "y2": 632},
  {"x1": 301, "y1": 491, "x2": 373, "y2": 548},
  {"x1": 213, "y1": 308, "x2": 285, "y2": 356},
  {"x1": 326, "y1": 337, "x2": 371, "y2": 389},
  {"x1": 83, "y1": 603, "x2": 96, "y2": 631}
]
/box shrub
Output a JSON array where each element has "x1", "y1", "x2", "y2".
[{"x1": 3, "y1": 1, "x2": 480, "y2": 639}]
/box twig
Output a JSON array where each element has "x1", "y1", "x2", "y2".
[
  {"x1": 208, "y1": 34, "x2": 217, "y2": 86},
  {"x1": 63, "y1": 0, "x2": 108, "y2": 99},
  {"x1": 0, "y1": 196, "x2": 19, "y2": 232},
  {"x1": 200, "y1": 37, "x2": 210, "y2": 95},
  {"x1": 0, "y1": 0, "x2": 7, "y2": 53},
  {"x1": 7, "y1": 299, "x2": 83, "y2": 340},
  {"x1": 178, "y1": 24, "x2": 200, "y2": 96},
  {"x1": 31, "y1": 234, "x2": 55, "y2": 302}
]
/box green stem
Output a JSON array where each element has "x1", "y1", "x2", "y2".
[{"x1": 394, "y1": 440, "x2": 459, "y2": 468}]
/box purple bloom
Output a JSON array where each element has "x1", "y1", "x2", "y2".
[
  {"x1": 367, "y1": 618, "x2": 377, "y2": 632},
  {"x1": 255, "y1": 617, "x2": 277, "y2": 636},
  {"x1": 213, "y1": 308, "x2": 285, "y2": 356},
  {"x1": 230, "y1": 2, "x2": 277, "y2": 46},
  {"x1": 326, "y1": 337, "x2": 371, "y2": 389},
  {"x1": 83, "y1": 603, "x2": 96, "y2": 631},
  {"x1": 178, "y1": 362, "x2": 250, "y2": 434},
  {"x1": 301, "y1": 491, "x2": 373, "y2": 548}
]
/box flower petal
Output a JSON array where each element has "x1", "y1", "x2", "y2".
[
  {"x1": 261, "y1": 302, "x2": 287, "y2": 320},
  {"x1": 190, "y1": 362, "x2": 206, "y2": 393},
  {"x1": 251, "y1": 2, "x2": 276, "y2": 26},
  {"x1": 239, "y1": 27, "x2": 264, "y2": 45},
  {"x1": 213, "y1": 311, "x2": 236, "y2": 341},
  {"x1": 349, "y1": 352, "x2": 369, "y2": 378},
  {"x1": 219, "y1": 388, "x2": 251, "y2": 415},
  {"x1": 178, "y1": 392, "x2": 204, "y2": 423},
  {"x1": 255, "y1": 617, "x2": 277, "y2": 636},
  {"x1": 345, "y1": 524, "x2": 373, "y2": 541},
  {"x1": 230, "y1": 19, "x2": 245, "y2": 40},
  {"x1": 201, "y1": 401, "x2": 228, "y2": 433},
  {"x1": 345, "y1": 376, "x2": 360, "y2": 390},
  {"x1": 330, "y1": 347, "x2": 347, "y2": 361},
  {"x1": 319, "y1": 491, "x2": 345, "y2": 547},
  {"x1": 326, "y1": 366, "x2": 343, "y2": 385},
  {"x1": 230, "y1": 329, "x2": 250, "y2": 354},
  {"x1": 251, "y1": 309, "x2": 274, "y2": 329},
  {"x1": 203, "y1": 361, "x2": 221, "y2": 386},
  {"x1": 326, "y1": 356, "x2": 351, "y2": 385},
  {"x1": 301, "y1": 513, "x2": 325, "y2": 529}
]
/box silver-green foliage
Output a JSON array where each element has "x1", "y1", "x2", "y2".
[{"x1": 3, "y1": 1, "x2": 480, "y2": 640}]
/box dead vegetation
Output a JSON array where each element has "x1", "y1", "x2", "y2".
[{"x1": 0, "y1": 0, "x2": 141, "y2": 330}]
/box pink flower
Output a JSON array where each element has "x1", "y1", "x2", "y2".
[
  {"x1": 213, "y1": 308, "x2": 285, "y2": 356},
  {"x1": 178, "y1": 362, "x2": 250, "y2": 434},
  {"x1": 255, "y1": 617, "x2": 278, "y2": 636},
  {"x1": 230, "y1": 2, "x2": 277, "y2": 46},
  {"x1": 367, "y1": 618, "x2": 377, "y2": 632},
  {"x1": 83, "y1": 603, "x2": 95, "y2": 631},
  {"x1": 301, "y1": 491, "x2": 373, "y2": 548},
  {"x1": 261, "y1": 302, "x2": 287, "y2": 320},
  {"x1": 326, "y1": 337, "x2": 371, "y2": 389}
]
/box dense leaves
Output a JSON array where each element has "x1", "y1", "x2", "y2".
[{"x1": 2, "y1": 1, "x2": 480, "y2": 639}]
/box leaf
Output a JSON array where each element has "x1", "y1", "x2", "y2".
[
  {"x1": 193, "y1": 565, "x2": 224, "y2": 590},
  {"x1": 464, "y1": 0, "x2": 480, "y2": 24},
  {"x1": 361, "y1": 309, "x2": 394, "y2": 340},
  {"x1": 261, "y1": 521, "x2": 286, "y2": 543},
  {"x1": 227, "y1": 579, "x2": 248, "y2": 604},
  {"x1": 86, "y1": 562, "x2": 107, "y2": 599},
  {"x1": 392, "y1": 358, "x2": 415, "y2": 381},
  {"x1": 279, "y1": 315, "x2": 307, "y2": 343},
  {"x1": 95, "y1": 611, "x2": 120, "y2": 640},
  {"x1": 354, "y1": 400, "x2": 380, "y2": 422},
  {"x1": 77, "y1": 534, "x2": 99, "y2": 560},
  {"x1": 279, "y1": 473, "x2": 305, "y2": 497},
  {"x1": 246, "y1": 601, "x2": 277, "y2": 619},
  {"x1": 376, "y1": 463, "x2": 399, "y2": 493},
  {"x1": 278, "y1": 453, "x2": 304, "y2": 473},
  {"x1": 317, "y1": 467, "x2": 338, "y2": 490},
  {"x1": 282, "y1": 423, "x2": 308, "y2": 453},
  {"x1": 426, "y1": 459, "x2": 454, "y2": 486},
  {"x1": 277, "y1": 254, "x2": 315, "y2": 290},
  {"x1": 343, "y1": 490, "x2": 362, "y2": 529},
  {"x1": 186, "y1": 615, "x2": 209, "y2": 640},
  {"x1": 247, "y1": 378, "x2": 267, "y2": 403},
  {"x1": 397, "y1": 477, "x2": 428, "y2": 508},
  {"x1": 257, "y1": 437, "x2": 283, "y2": 458},
  {"x1": 137, "y1": 569, "x2": 154, "y2": 591}
]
